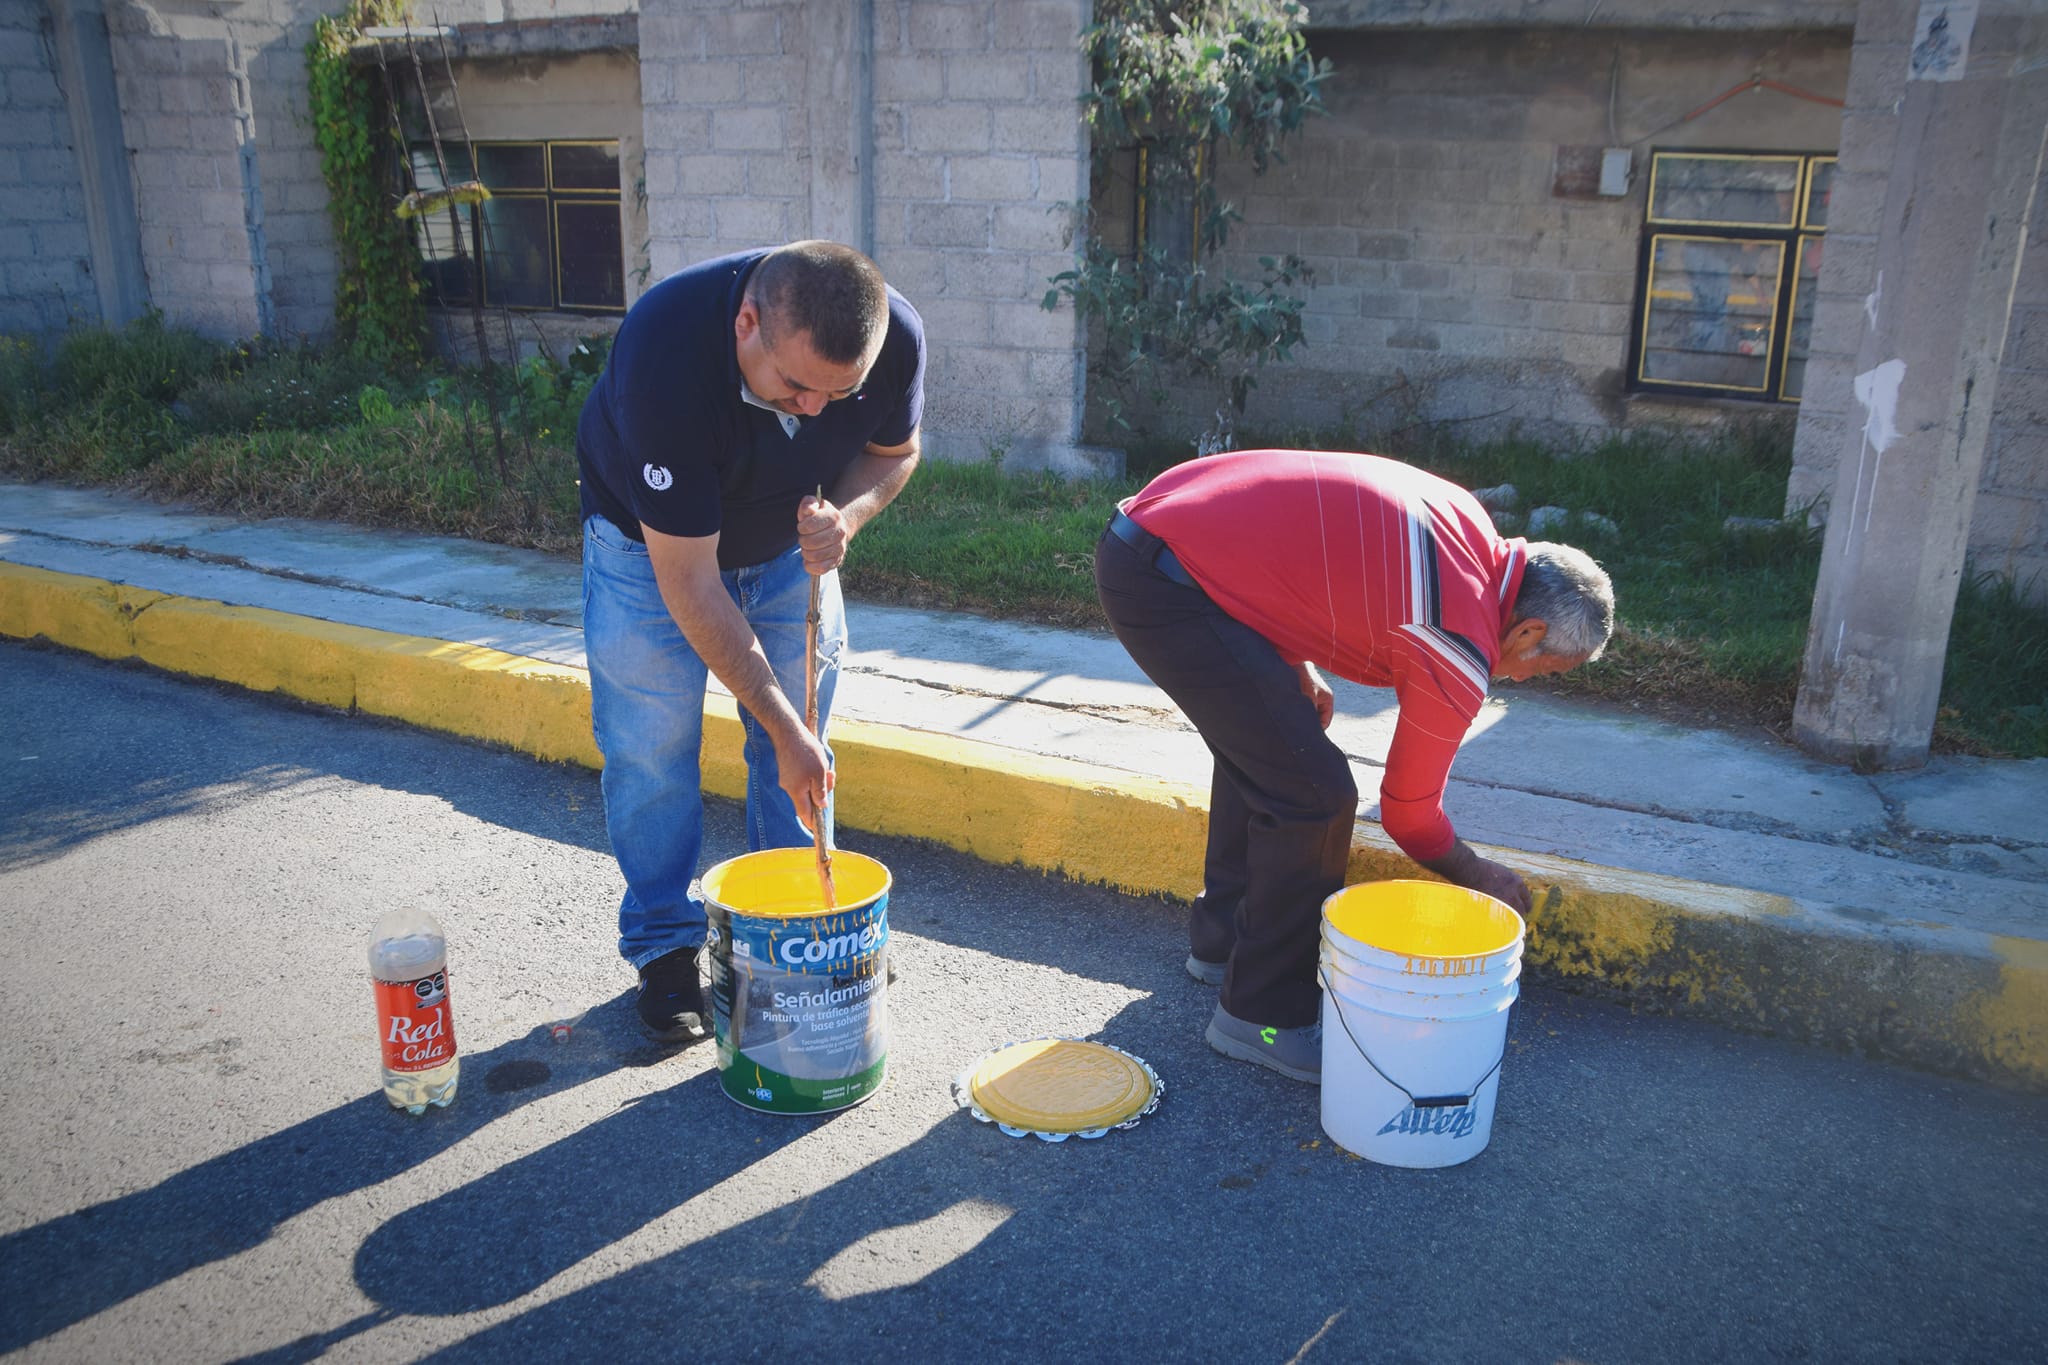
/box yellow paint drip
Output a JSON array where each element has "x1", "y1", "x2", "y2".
[
  {"x1": 966, "y1": 1039, "x2": 1156, "y2": 1133},
  {"x1": 1324, "y1": 880, "x2": 1524, "y2": 960},
  {"x1": 700, "y1": 847, "x2": 889, "y2": 918}
]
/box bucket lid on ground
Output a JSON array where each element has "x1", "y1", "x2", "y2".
[
  {"x1": 953, "y1": 1038, "x2": 1163, "y2": 1142},
  {"x1": 1323, "y1": 879, "x2": 1524, "y2": 961}
]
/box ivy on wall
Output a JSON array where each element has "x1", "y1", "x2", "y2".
[{"x1": 307, "y1": 0, "x2": 424, "y2": 364}]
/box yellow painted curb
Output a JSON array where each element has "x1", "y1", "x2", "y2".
[
  {"x1": 831, "y1": 718, "x2": 1209, "y2": 900},
  {"x1": 1965, "y1": 937, "x2": 2048, "y2": 1088},
  {"x1": 0, "y1": 561, "x2": 169, "y2": 661},
  {"x1": 5, "y1": 558, "x2": 2043, "y2": 1088}
]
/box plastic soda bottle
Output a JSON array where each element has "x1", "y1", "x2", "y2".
[{"x1": 369, "y1": 906, "x2": 459, "y2": 1113}]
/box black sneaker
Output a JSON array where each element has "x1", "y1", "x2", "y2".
[{"x1": 637, "y1": 946, "x2": 706, "y2": 1043}]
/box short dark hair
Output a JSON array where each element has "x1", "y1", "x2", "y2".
[
  {"x1": 1513, "y1": 542, "x2": 1615, "y2": 661},
  {"x1": 747, "y1": 240, "x2": 889, "y2": 366}
]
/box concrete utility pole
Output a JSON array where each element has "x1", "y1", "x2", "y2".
[{"x1": 1794, "y1": 1, "x2": 2047, "y2": 768}]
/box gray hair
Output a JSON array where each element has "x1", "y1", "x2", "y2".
[{"x1": 1513, "y1": 542, "x2": 1615, "y2": 661}]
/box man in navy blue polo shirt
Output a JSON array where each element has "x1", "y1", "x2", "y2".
[{"x1": 576, "y1": 240, "x2": 925, "y2": 1042}]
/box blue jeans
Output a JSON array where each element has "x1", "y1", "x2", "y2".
[{"x1": 582, "y1": 514, "x2": 843, "y2": 969}]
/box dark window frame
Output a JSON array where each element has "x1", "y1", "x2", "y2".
[
  {"x1": 1626, "y1": 148, "x2": 1835, "y2": 404},
  {"x1": 411, "y1": 138, "x2": 626, "y2": 317},
  {"x1": 1133, "y1": 142, "x2": 1205, "y2": 265}
]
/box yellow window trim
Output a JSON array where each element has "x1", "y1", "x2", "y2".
[{"x1": 1635, "y1": 232, "x2": 1787, "y2": 394}]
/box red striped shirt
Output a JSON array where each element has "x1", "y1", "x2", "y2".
[{"x1": 1127, "y1": 450, "x2": 1527, "y2": 862}]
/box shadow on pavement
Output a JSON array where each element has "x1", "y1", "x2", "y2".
[
  {"x1": 351, "y1": 1068, "x2": 810, "y2": 1316},
  {"x1": 415, "y1": 996, "x2": 2048, "y2": 1363},
  {"x1": 0, "y1": 996, "x2": 669, "y2": 1353}
]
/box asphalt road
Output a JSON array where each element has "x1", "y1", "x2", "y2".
[{"x1": 2, "y1": 640, "x2": 2045, "y2": 1364}]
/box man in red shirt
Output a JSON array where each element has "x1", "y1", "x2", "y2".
[{"x1": 1096, "y1": 450, "x2": 1615, "y2": 1083}]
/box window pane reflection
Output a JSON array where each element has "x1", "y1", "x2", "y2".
[
  {"x1": 1781, "y1": 235, "x2": 1824, "y2": 401},
  {"x1": 1803, "y1": 159, "x2": 1835, "y2": 230},
  {"x1": 551, "y1": 143, "x2": 621, "y2": 192},
  {"x1": 480, "y1": 196, "x2": 552, "y2": 309},
  {"x1": 1639, "y1": 235, "x2": 1785, "y2": 392},
  {"x1": 1649, "y1": 154, "x2": 1802, "y2": 228},
  {"x1": 556, "y1": 201, "x2": 625, "y2": 310}
]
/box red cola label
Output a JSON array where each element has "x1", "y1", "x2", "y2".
[{"x1": 374, "y1": 968, "x2": 457, "y2": 1073}]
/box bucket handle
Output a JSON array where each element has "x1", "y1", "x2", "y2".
[{"x1": 1317, "y1": 967, "x2": 1505, "y2": 1110}]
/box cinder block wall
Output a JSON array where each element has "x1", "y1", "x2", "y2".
[
  {"x1": 244, "y1": 0, "x2": 336, "y2": 343},
  {"x1": 869, "y1": 0, "x2": 1090, "y2": 466},
  {"x1": 639, "y1": 0, "x2": 1097, "y2": 472},
  {"x1": 0, "y1": 0, "x2": 100, "y2": 336},
  {"x1": 1168, "y1": 26, "x2": 1850, "y2": 447},
  {"x1": 1981, "y1": 229, "x2": 2048, "y2": 598},
  {"x1": 103, "y1": 3, "x2": 265, "y2": 339}
]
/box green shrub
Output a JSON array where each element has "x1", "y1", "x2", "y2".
[
  {"x1": 24, "y1": 315, "x2": 232, "y2": 465},
  {"x1": 179, "y1": 344, "x2": 402, "y2": 434},
  {"x1": 1942, "y1": 570, "x2": 2048, "y2": 756},
  {"x1": 51, "y1": 312, "x2": 229, "y2": 408},
  {"x1": 0, "y1": 335, "x2": 45, "y2": 435},
  {"x1": 425, "y1": 333, "x2": 612, "y2": 441}
]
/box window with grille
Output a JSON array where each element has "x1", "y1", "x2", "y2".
[
  {"x1": 1628, "y1": 150, "x2": 1833, "y2": 402},
  {"x1": 410, "y1": 139, "x2": 626, "y2": 315}
]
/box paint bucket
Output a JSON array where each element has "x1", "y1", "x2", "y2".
[
  {"x1": 1322, "y1": 930, "x2": 1523, "y2": 999},
  {"x1": 700, "y1": 848, "x2": 892, "y2": 1115},
  {"x1": 1317, "y1": 880, "x2": 1526, "y2": 1168}
]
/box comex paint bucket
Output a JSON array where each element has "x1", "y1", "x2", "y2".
[
  {"x1": 701, "y1": 848, "x2": 892, "y2": 1115},
  {"x1": 1317, "y1": 879, "x2": 1526, "y2": 1168}
]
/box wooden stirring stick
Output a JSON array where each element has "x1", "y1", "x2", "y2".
[{"x1": 805, "y1": 488, "x2": 838, "y2": 907}]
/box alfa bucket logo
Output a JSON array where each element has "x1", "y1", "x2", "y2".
[
  {"x1": 643, "y1": 463, "x2": 673, "y2": 490},
  {"x1": 1377, "y1": 1103, "x2": 1480, "y2": 1139}
]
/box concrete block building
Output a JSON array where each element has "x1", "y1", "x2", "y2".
[{"x1": 2, "y1": 0, "x2": 2042, "y2": 759}]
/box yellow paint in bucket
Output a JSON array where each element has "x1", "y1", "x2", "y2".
[
  {"x1": 1323, "y1": 879, "x2": 1523, "y2": 961},
  {"x1": 701, "y1": 848, "x2": 892, "y2": 1115},
  {"x1": 1318, "y1": 880, "x2": 1527, "y2": 1168}
]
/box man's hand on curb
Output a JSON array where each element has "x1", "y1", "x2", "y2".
[{"x1": 1422, "y1": 840, "x2": 1533, "y2": 916}]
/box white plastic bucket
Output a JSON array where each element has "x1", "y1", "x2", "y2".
[
  {"x1": 1318, "y1": 880, "x2": 1526, "y2": 1169},
  {"x1": 1322, "y1": 933, "x2": 1523, "y2": 999}
]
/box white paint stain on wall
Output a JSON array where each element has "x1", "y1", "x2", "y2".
[
  {"x1": 1854, "y1": 359, "x2": 1907, "y2": 455},
  {"x1": 1852, "y1": 358, "x2": 1909, "y2": 541}
]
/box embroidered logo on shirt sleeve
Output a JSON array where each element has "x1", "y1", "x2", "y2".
[{"x1": 643, "y1": 464, "x2": 673, "y2": 491}]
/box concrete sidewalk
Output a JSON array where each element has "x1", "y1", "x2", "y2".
[{"x1": 3, "y1": 480, "x2": 2044, "y2": 1087}]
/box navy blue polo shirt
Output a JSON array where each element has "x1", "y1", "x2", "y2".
[{"x1": 576, "y1": 248, "x2": 926, "y2": 569}]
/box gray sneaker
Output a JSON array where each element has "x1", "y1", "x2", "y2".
[
  {"x1": 1205, "y1": 1002, "x2": 1322, "y2": 1083},
  {"x1": 1185, "y1": 954, "x2": 1226, "y2": 988}
]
